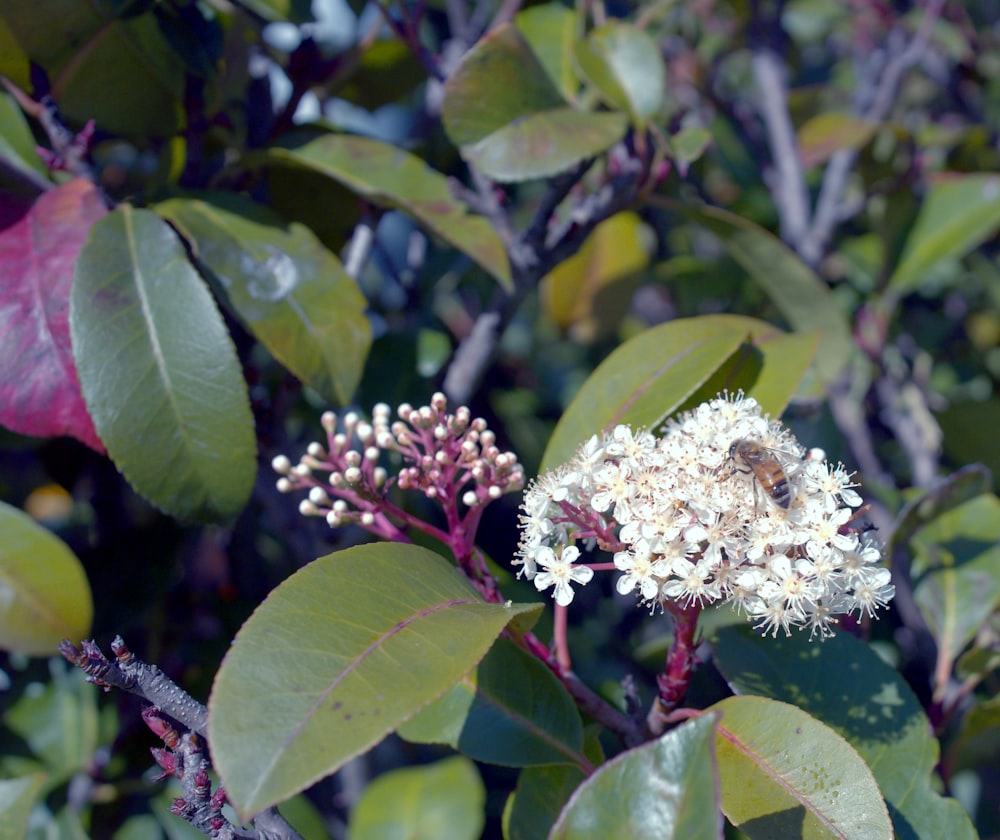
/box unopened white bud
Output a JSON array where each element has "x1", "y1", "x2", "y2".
[
  {"x1": 276, "y1": 477, "x2": 293, "y2": 492},
  {"x1": 307, "y1": 442, "x2": 325, "y2": 458},
  {"x1": 271, "y1": 455, "x2": 292, "y2": 474},
  {"x1": 360, "y1": 511, "x2": 375, "y2": 526},
  {"x1": 373, "y1": 467, "x2": 387, "y2": 486},
  {"x1": 292, "y1": 464, "x2": 312, "y2": 478},
  {"x1": 321, "y1": 411, "x2": 337, "y2": 433},
  {"x1": 298, "y1": 500, "x2": 319, "y2": 516},
  {"x1": 364, "y1": 446, "x2": 380, "y2": 462},
  {"x1": 488, "y1": 485, "x2": 502, "y2": 499},
  {"x1": 309, "y1": 487, "x2": 330, "y2": 505},
  {"x1": 344, "y1": 466, "x2": 362, "y2": 484},
  {"x1": 462, "y1": 490, "x2": 478, "y2": 506}
]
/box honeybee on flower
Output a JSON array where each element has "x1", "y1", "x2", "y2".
[{"x1": 515, "y1": 392, "x2": 893, "y2": 639}]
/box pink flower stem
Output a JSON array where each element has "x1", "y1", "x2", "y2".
[{"x1": 655, "y1": 601, "x2": 702, "y2": 716}]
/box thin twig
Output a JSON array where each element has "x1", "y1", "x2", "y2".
[
  {"x1": 751, "y1": 49, "x2": 810, "y2": 246},
  {"x1": 60, "y1": 638, "x2": 303, "y2": 840},
  {"x1": 799, "y1": 0, "x2": 947, "y2": 263}
]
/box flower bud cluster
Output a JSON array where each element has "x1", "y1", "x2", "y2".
[
  {"x1": 273, "y1": 393, "x2": 525, "y2": 531},
  {"x1": 515, "y1": 392, "x2": 894, "y2": 638}
]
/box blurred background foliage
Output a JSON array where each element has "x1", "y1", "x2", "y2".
[{"x1": 2, "y1": 0, "x2": 1000, "y2": 836}]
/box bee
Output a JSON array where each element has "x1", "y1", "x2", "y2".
[{"x1": 728, "y1": 439, "x2": 792, "y2": 509}]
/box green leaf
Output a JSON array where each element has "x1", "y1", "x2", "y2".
[
  {"x1": 797, "y1": 112, "x2": 877, "y2": 168},
  {"x1": 515, "y1": 3, "x2": 578, "y2": 102},
  {"x1": 909, "y1": 493, "x2": 1000, "y2": 667},
  {"x1": 713, "y1": 626, "x2": 977, "y2": 840},
  {"x1": 442, "y1": 24, "x2": 627, "y2": 181},
  {"x1": 888, "y1": 464, "x2": 993, "y2": 552},
  {"x1": 348, "y1": 756, "x2": 485, "y2": 840},
  {"x1": 0, "y1": 16, "x2": 31, "y2": 90},
  {"x1": 669, "y1": 127, "x2": 713, "y2": 174},
  {"x1": 0, "y1": 774, "x2": 45, "y2": 840},
  {"x1": 889, "y1": 174, "x2": 1000, "y2": 296},
  {"x1": 678, "y1": 202, "x2": 854, "y2": 384},
  {"x1": 540, "y1": 211, "x2": 650, "y2": 340},
  {"x1": 0, "y1": 666, "x2": 101, "y2": 793},
  {"x1": 713, "y1": 695, "x2": 892, "y2": 840},
  {"x1": 550, "y1": 714, "x2": 720, "y2": 839},
  {"x1": 261, "y1": 134, "x2": 512, "y2": 289},
  {"x1": 502, "y1": 763, "x2": 588, "y2": 840},
  {"x1": 1, "y1": 3, "x2": 190, "y2": 137},
  {"x1": 443, "y1": 24, "x2": 565, "y2": 144},
  {"x1": 459, "y1": 109, "x2": 628, "y2": 184},
  {"x1": 0, "y1": 501, "x2": 92, "y2": 655},
  {"x1": 70, "y1": 206, "x2": 256, "y2": 522},
  {"x1": 0, "y1": 91, "x2": 45, "y2": 182},
  {"x1": 946, "y1": 695, "x2": 1000, "y2": 774},
  {"x1": 156, "y1": 194, "x2": 371, "y2": 405},
  {"x1": 398, "y1": 638, "x2": 585, "y2": 767},
  {"x1": 574, "y1": 22, "x2": 665, "y2": 130},
  {"x1": 540, "y1": 314, "x2": 815, "y2": 474},
  {"x1": 208, "y1": 543, "x2": 542, "y2": 820}
]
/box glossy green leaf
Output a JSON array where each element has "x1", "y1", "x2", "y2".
[
  {"x1": 713, "y1": 626, "x2": 977, "y2": 840},
  {"x1": 678, "y1": 202, "x2": 854, "y2": 384},
  {"x1": 262, "y1": 134, "x2": 512, "y2": 289},
  {"x1": 0, "y1": 774, "x2": 45, "y2": 840},
  {"x1": 0, "y1": 91, "x2": 45, "y2": 181},
  {"x1": 515, "y1": 4, "x2": 578, "y2": 102},
  {"x1": 713, "y1": 695, "x2": 891, "y2": 840},
  {"x1": 442, "y1": 24, "x2": 627, "y2": 181},
  {"x1": 0, "y1": 501, "x2": 92, "y2": 655},
  {"x1": 889, "y1": 174, "x2": 1000, "y2": 296},
  {"x1": 398, "y1": 638, "x2": 585, "y2": 767},
  {"x1": 502, "y1": 763, "x2": 588, "y2": 840},
  {"x1": 0, "y1": 2, "x2": 190, "y2": 136},
  {"x1": 349, "y1": 756, "x2": 484, "y2": 840},
  {"x1": 541, "y1": 212, "x2": 650, "y2": 340},
  {"x1": 70, "y1": 206, "x2": 256, "y2": 522},
  {"x1": 550, "y1": 714, "x2": 721, "y2": 840},
  {"x1": 540, "y1": 314, "x2": 815, "y2": 474},
  {"x1": 574, "y1": 22, "x2": 665, "y2": 129},
  {"x1": 208, "y1": 543, "x2": 542, "y2": 820},
  {"x1": 909, "y1": 493, "x2": 1000, "y2": 666},
  {"x1": 798, "y1": 112, "x2": 877, "y2": 168},
  {"x1": 156, "y1": 194, "x2": 371, "y2": 405}
]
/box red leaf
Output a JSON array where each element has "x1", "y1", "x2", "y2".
[{"x1": 0, "y1": 180, "x2": 107, "y2": 452}]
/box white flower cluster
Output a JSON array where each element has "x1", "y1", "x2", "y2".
[{"x1": 515, "y1": 393, "x2": 894, "y2": 637}]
